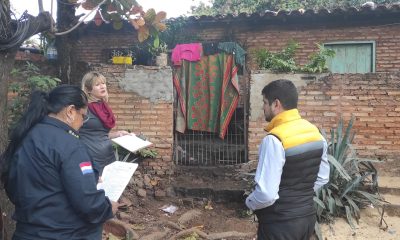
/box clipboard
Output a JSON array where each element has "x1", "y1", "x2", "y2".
[{"x1": 111, "y1": 134, "x2": 152, "y2": 153}]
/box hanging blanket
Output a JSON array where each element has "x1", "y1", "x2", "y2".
[{"x1": 173, "y1": 52, "x2": 239, "y2": 139}]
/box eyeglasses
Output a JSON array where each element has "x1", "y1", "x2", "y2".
[
  {"x1": 71, "y1": 105, "x2": 90, "y2": 123},
  {"x1": 82, "y1": 113, "x2": 90, "y2": 123}
]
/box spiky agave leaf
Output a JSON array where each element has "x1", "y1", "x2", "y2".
[
  {"x1": 359, "y1": 161, "x2": 379, "y2": 189},
  {"x1": 344, "y1": 195, "x2": 360, "y2": 220},
  {"x1": 328, "y1": 155, "x2": 351, "y2": 181},
  {"x1": 314, "y1": 221, "x2": 323, "y2": 240},
  {"x1": 322, "y1": 187, "x2": 326, "y2": 202},
  {"x1": 329, "y1": 126, "x2": 335, "y2": 155},
  {"x1": 340, "y1": 173, "x2": 373, "y2": 199},
  {"x1": 334, "y1": 117, "x2": 343, "y2": 160},
  {"x1": 345, "y1": 205, "x2": 356, "y2": 229},
  {"x1": 315, "y1": 117, "x2": 383, "y2": 233},
  {"x1": 355, "y1": 190, "x2": 385, "y2": 206},
  {"x1": 327, "y1": 189, "x2": 336, "y2": 215},
  {"x1": 314, "y1": 196, "x2": 326, "y2": 210},
  {"x1": 329, "y1": 183, "x2": 339, "y2": 191},
  {"x1": 337, "y1": 116, "x2": 354, "y2": 163},
  {"x1": 334, "y1": 194, "x2": 344, "y2": 207}
]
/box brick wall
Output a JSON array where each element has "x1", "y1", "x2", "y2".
[
  {"x1": 15, "y1": 51, "x2": 46, "y2": 62},
  {"x1": 76, "y1": 21, "x2": 400, "y2": 175},
  {"x1": 77, "y1": 22, "x2": 400, "y2": 72},
  {"x1": 91, "y1": 64, "x2": 174, "y2": 176},
  {"x1": 193, "y1": 24, "x2": 400, "y2": 72},
  {"x1": 249, "y1": 73, "x2": 400, "y2": 176},
  {"x1": 76, "y1": 31, "x2": 137, "y2": 64}
]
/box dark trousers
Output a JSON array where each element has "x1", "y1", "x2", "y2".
[{"x1": 257, "y1": 214, "x2": 316, "y2": 240}]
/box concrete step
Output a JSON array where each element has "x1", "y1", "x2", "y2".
[
  {"x1": 379, "y1": 177, "x2": 400, "y2": 217},
  {"x1": 382, "y1": 193, "x2": 400, "y2": 217},
  {"x1": 379, "y1": 176, "x2": 400, "y2": 196},
  {"x1": 383, "y1": 194, "x2": 400, "y2": 205}
]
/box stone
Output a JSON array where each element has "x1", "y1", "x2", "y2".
[
  {"x1": 154, "y1": 190, "x2": 166, "y2": 199},
  {"x1": 137, "y1": 188, "x2": 147, "y2": 198},
  {"x1": 143, "y1": 174, "x2": 152, "y2": 188},
  {"x1": 133, "y1": 178, "x2": 144, "y2": 188}
]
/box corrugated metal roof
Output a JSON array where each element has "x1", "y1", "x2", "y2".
[{"x1": 182, "y1": 3, "x2": 400, "y2": 23}]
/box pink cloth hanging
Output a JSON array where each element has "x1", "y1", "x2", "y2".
[{"x1": 171, "y1": 43, "x2": 202, "y2": 66}]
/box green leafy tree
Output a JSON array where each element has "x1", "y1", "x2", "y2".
[
  {"x1": 8, "y1": 62, "x2": 60, "y2": 129},
  {"x1": 55, "y1": 0, "x2": 167, "y2": 84},
  {"x1": 191, "y1": 0, "x2": 400, "y2": 15}
]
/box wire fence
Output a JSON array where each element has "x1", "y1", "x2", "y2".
[{"x1": 174, "y1": 108, "x2": 246, "y2": 166}]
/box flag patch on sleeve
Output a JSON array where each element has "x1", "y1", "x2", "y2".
[{"x1": 79, "y1": 162, "x2": 93, "y2": 175}]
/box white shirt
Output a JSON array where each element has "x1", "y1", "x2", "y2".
[{"x1": 245, "y1": 135, "x2": 330, "y2": 211}]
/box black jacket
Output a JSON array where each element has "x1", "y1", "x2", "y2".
[{"x1": 6, "y1": 116, "x2": 113, "y2": 240}]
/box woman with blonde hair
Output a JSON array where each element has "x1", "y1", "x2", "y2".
[{"x1": 80, "y1": 71, "x2": 130, "y2": 175}]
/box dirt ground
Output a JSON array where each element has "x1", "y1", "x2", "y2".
[
  {"x1": 103, "y1": 191, "x2": 400, "y2": 240},
  {"x1": 101, "y1": 167, "x2": 400, "y2": 239}
]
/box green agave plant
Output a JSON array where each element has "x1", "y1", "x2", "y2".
[{"x1": 313, "y1": 116, "x2": 386, "y2": 239}]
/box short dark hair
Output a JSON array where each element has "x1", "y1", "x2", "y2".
[{"x1": 261, "y1": 79, "x2": 298, "y2": 110}]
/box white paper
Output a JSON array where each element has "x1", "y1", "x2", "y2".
[
  {"x1": 100, "y1": 161, "x2": 138, "y2": 202},
  {"x1": 160, "y1": 205, "x2": 178, "y2": 214},
  {"x1": 111, "y1": 135, "x2": 152, "y2": 153}
]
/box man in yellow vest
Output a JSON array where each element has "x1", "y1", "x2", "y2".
[{"x1": 246, "y1": 79, "x2": 330, "y2": 240}]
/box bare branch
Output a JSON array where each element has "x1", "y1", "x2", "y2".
[
  {"x1": 38, "y1": 0, "x2": 44, "y2": 13},
  {"x1": 54, "y1": 0, "x2": 107, "y2": 36},
  {"x1": 0, "y1": 11, "x2": 53, "y2": 51}
]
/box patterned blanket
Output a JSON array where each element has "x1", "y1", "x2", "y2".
[{"x1": 173, "y1": 53, "x2": 239, "y2": 139}]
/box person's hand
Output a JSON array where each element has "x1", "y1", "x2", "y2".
[
  {"x1": 111, "y1": 201, "x2": 120, "y2": 215},
  {"x1": 117, "y1": 130, "x2": 133, "y2": 137}
]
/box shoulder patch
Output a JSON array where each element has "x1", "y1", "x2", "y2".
[{"x1": 79, "y1": 161, "x2": 94, "y2": 175}]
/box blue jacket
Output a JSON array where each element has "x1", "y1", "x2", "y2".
[{"x1": 6, "y1": 116, "x2": 113, "y2": 240}]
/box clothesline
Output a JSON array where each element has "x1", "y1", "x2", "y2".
[{"x1": 171, "y1": 42, "x2": 246, "y2": 67}]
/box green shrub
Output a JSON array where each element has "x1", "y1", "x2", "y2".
[
  {"x1": 254, "y1": 40, "x2": 299, "y2": 72},
  {"x1": 302, "y1": 44, "x2": 335, "y2": 73},
  {"x1": 254, "y1": 41, "x2": 335, "y2": 73},
  {"x1": 314, "y1": 117, "x2": 385, "y2": 239},
  {"x1": 8, "y1": 62, "x2": 60, "y2": 130}
]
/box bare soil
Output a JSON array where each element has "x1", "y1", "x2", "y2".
[
  {"x1": 102, "y1": 168, "x2": 400, "y2": 239},
  {"x1": 103, "y1": 191, "x2": 400, "y2": 240}
]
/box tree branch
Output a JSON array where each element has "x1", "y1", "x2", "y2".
[
  {"x1": 25, "y1": 11, "x2": 53, "y2": 39},
  {"x1": 0, "y1": 11, "x2": 53, "y2": 51},
  {"x1": 54, "y1": 0, "x2": 107, "y2": 36}
]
